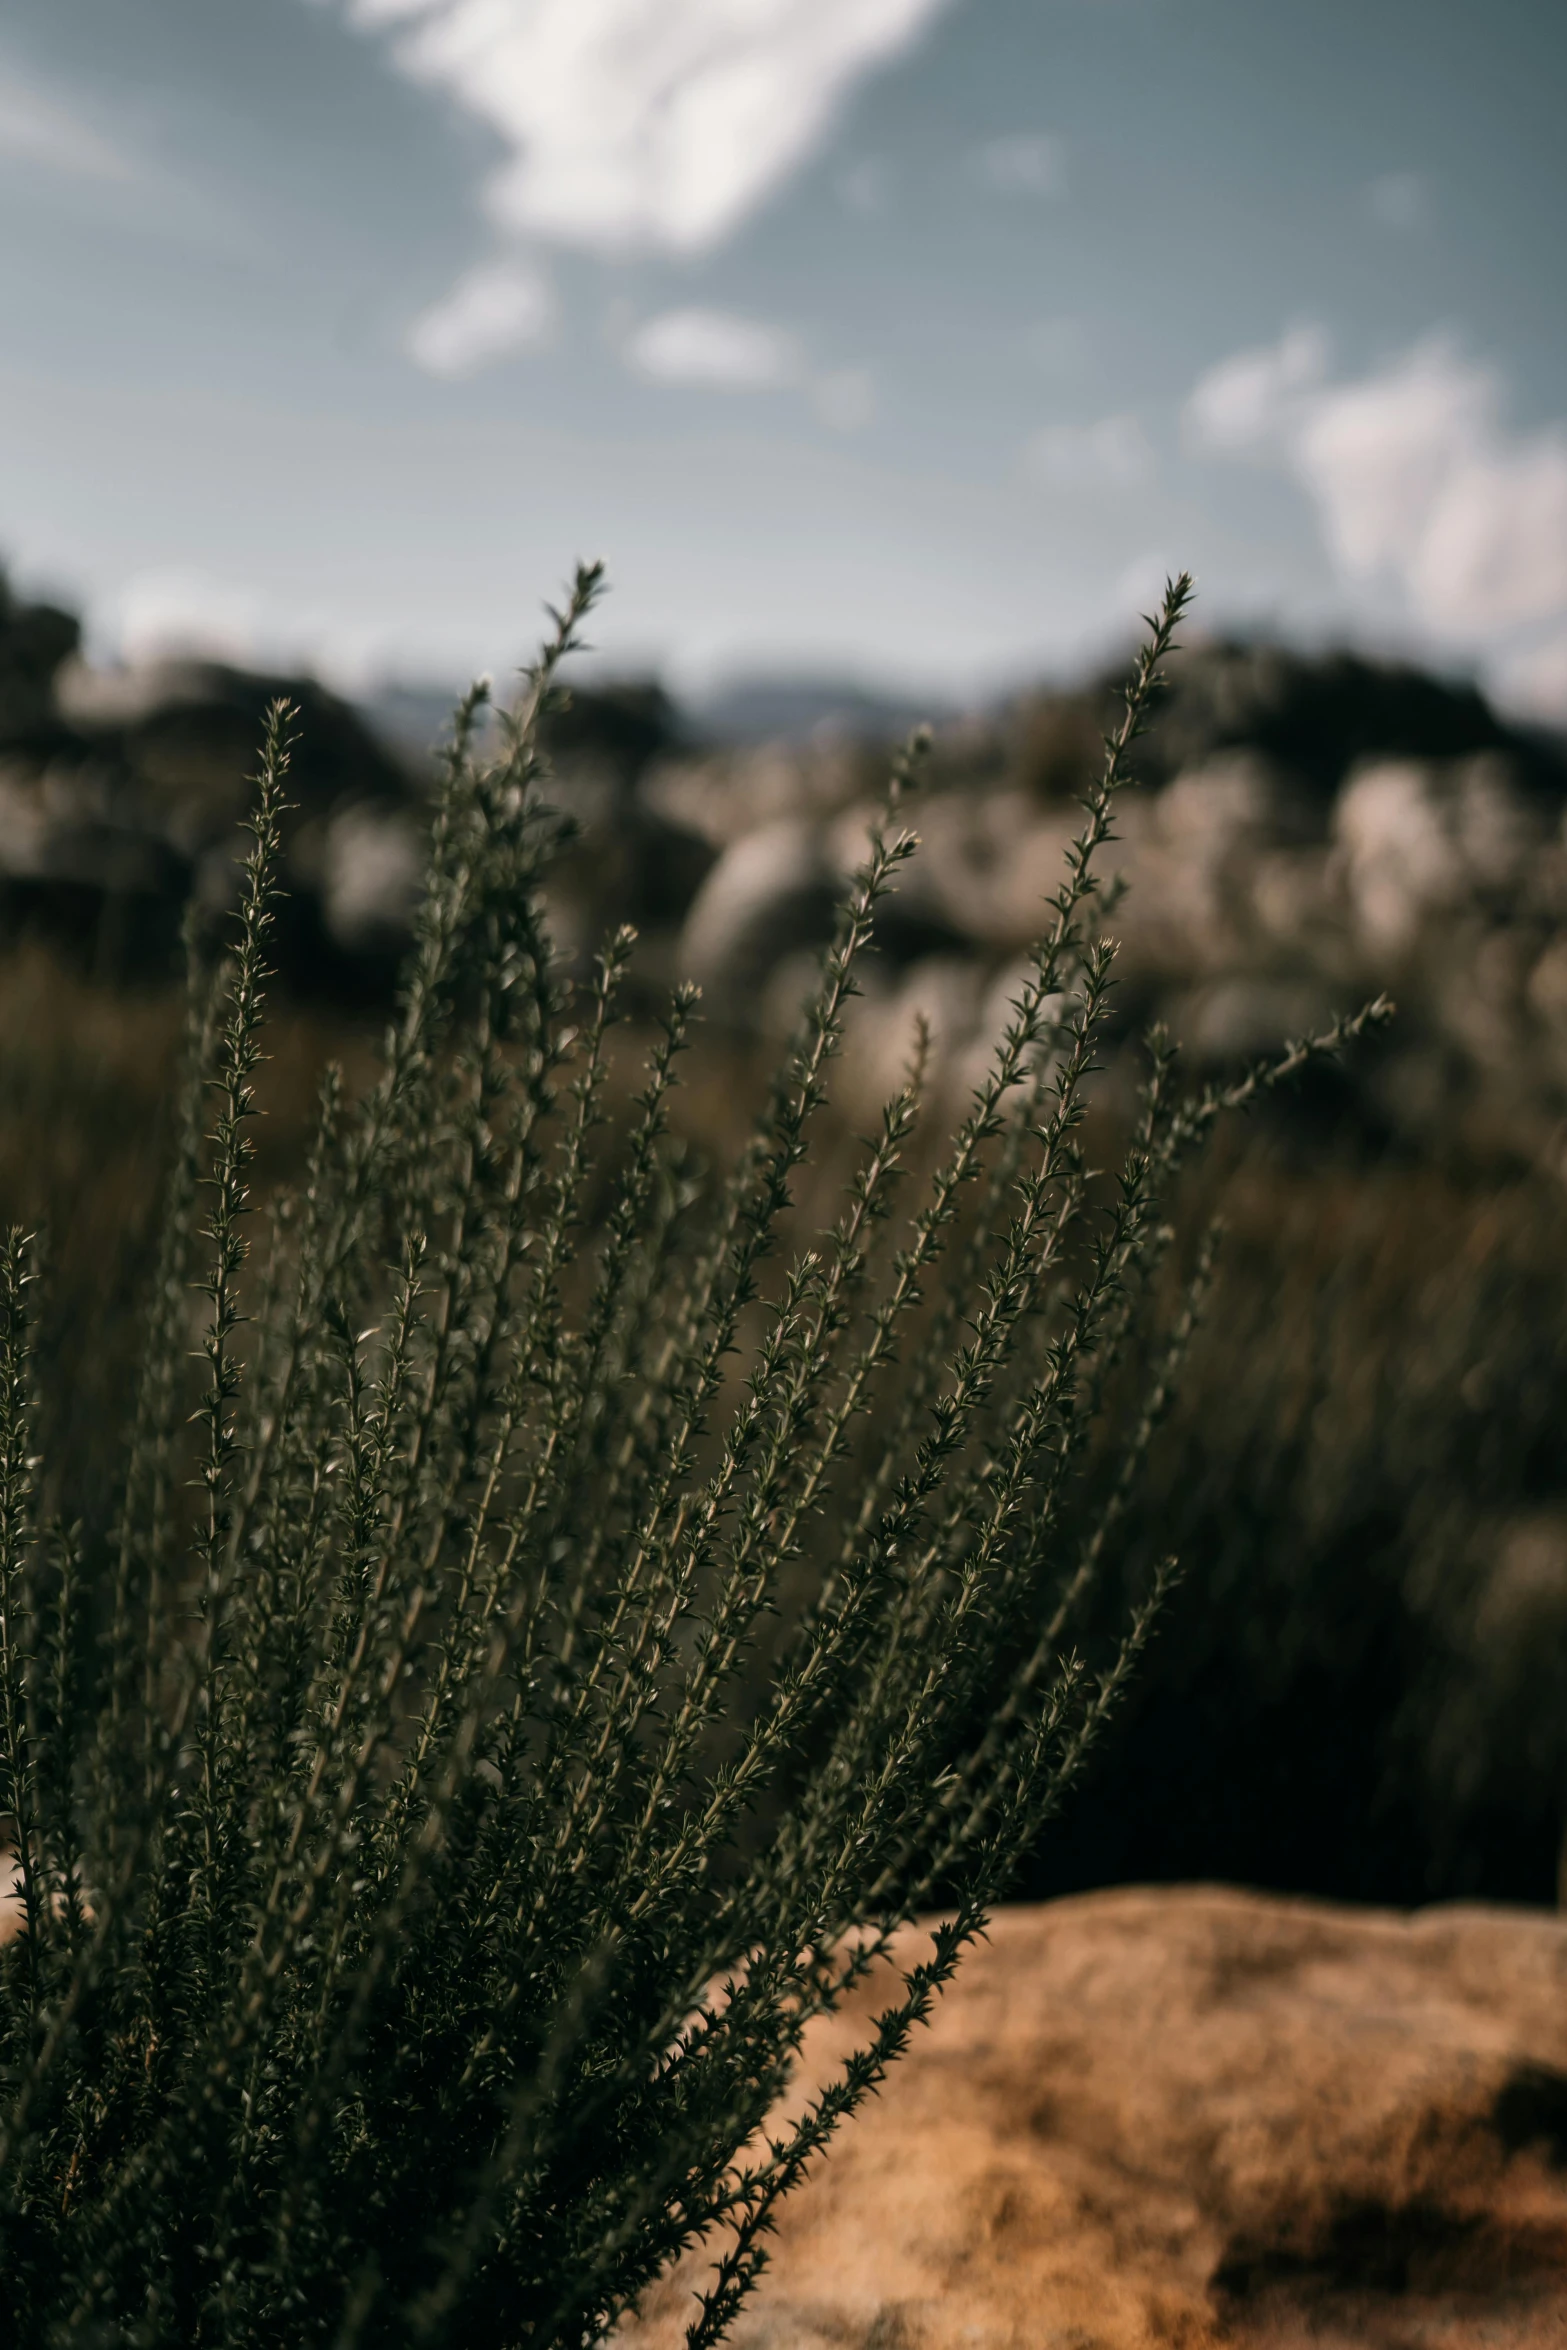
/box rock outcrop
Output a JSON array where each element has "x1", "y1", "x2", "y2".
[
  {"x1": 0, "y1": 574, "x2": 426, "y2": 990},
  {"x1": 625, "y1": 1887, "x2": 1567, "y2": 2350},
  {"x1": 643, "y1": 644, "x2": 1567, "y2": 1156},
  {"x1": 0, "y1": 580, "x2": 713, "y2": 998}
]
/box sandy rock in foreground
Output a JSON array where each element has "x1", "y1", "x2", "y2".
[{"x1": 625, "y1": 1888, "x2": 1567, "y2": 2350}]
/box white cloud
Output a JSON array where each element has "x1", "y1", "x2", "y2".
[
  {"x1": 406, "y1": 257, "x2": 556, "y2": 376},
  {"x1": 1497, "y1": 626, "x2": 1567, "y2": 725},
  {"x1": 1024, "y1": 413, "x2": 1153, "y2": 491},
  {"x1": 0, "y1": 65, "x2": 139, "y2": 184},
  {"x1": 975, "y1": 132, "x2": 1063, "y2": 197},
  {"x1": 113, "y1": 571, "x2": 268, "y2": 670},
  {"x1": 1182, "y1": 323, "x2": 1329, "y2": 455},
  {"x1": 1296, "y1": 347, "x2": 1567, "y2": 636},
  {"x1": 1187, "y1": 329, "x2": 1567, "y2": 715},
  {"x1": 1294, "y1": 346, "x2": 1477, "y2": 596},
  {"x1": 107, "y1": 569, "x2": 390, "y2": 695},
  {"x1": 329, "y1": 0, "x2": 954, "y2": 255},
  {"x1": 624, "y1": 307, "x2": 800, "y2": 390}
]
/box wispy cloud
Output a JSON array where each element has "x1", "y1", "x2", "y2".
[
  {"x1": 0, "y1": 63, "x2": 140, "y2": 186},
  {"x1": 1024, "y1": 413, "x2": 1153, "y2": 491},
  {"x1": 1186, "y1": 328, "x2": 1567, "y2": 715},
  {"x1": 620, "y1": 306, "x2": 873, "y2": 430},
  {"x1": 624, "y1": 307, "x2": 800, "y2": 391},
  {"x1": 836, "y1": 155, "x2": 892, "y2": 215},
  {"x1": 406, "y1": 257, "x2": 556, "y2": 376},
  {"x1": 0, "y1": 54, "x2": 268, "y2": 263},
  {"x1": 1367, "y1": 171, "x2": 1426, "y2": 232},
  {"x1": 974, "y1": 132, "x2": 1064, "y2": 197},
  {"x1": 329, "y1": 0, "x2": 955, "y2": 255},
  {"x1": 811, "y1": 367, "x2": 874, "y2": 432}
]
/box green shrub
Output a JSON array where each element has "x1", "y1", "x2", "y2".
[{"x1": 0, "y1": 568, "x2": 1380, "y2": 2348}]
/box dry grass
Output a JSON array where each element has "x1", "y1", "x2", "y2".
[{"x1": 2, "y1": 936, "x2": 1561, "y2": 1915}]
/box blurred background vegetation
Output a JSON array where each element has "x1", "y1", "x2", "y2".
[{"x1": 2, "y1": 567, "x2": 1563, "y2": 1911}]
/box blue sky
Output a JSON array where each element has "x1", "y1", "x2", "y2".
[{"x1": 2, "y1": 0, "x2": 1565, "y2": 714}]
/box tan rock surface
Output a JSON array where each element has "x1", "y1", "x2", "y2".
[{"x1": 625, "y1": 1888, "x2": 1567, "y2": 2350}]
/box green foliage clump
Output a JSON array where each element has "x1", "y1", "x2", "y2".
[{"x1": 0, "y1": 569, "x2": 1380, "y2": 2348}]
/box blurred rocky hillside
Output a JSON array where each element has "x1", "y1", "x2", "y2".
[
  {"x1": 5, "y1": 572, "x2": 1567, "y2": 1164},
  {"x1": 3, "y1": 574, "x2": 1565, "y2": 1909},
  {"x1": 0, "y1": 575, "x2": 424, "y2": 1000},
  {"x1": 642, "y1": 642, "x2": 1567, "y2": 1167}
]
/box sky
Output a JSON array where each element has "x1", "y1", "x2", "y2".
[{"x1": 2, "y1": 0, "x2": 1565, "y2": 716}]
